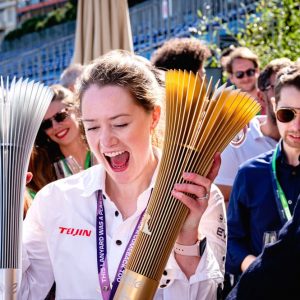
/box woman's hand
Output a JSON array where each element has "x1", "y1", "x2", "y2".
[{"x1": 171, "y1": 153, "x2": 221, "y2": 244}]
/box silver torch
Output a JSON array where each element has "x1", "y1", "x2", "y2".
[{"x1": 0, "y1": 78, "x2": 53, "y2": 299}]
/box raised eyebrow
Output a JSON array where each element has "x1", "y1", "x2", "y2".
[
  {"x1": 81, "y1": 118, "x2": 95, "y2": 123},
  {"x1": 82, "y1": 114, "x2": 131, "y2": 122},
  {"x1": 110, "y1": 113, "x2": 131, "y2": 120}
]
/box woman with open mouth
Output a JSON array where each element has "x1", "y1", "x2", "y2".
[{"x1": 18, "y1": 50, "x2": 226, "y2": 300}]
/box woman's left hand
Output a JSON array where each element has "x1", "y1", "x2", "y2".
[{"x1": 171, "y1": 153, "x2": 221, "y2": 244}]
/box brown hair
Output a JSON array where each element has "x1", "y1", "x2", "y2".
[
  {"x1": 78, "y1": 50, "x2": 165, "y2": 147},
  {"x1": 34, "y1": 84, "x2": 79, "y2": 160},
  {"x1": 80, "y1": 50, "x2": 163, "y2": 111},
  {"x1": 257, "y1": 58, "x2": 292, "y2": 91},
  {"x1": 225, "y1": 47, "x2": 259, "y2": 74},
  {"x1": 150, "y1": 38, "x2": 210, "y2": 73},
  {"x1": 51, "y1": 84, "x2": 75, "y2": 106},
  {"x1": 27, "y1": 146, "x2": 55, "y2": 193},
  {"x1": 27, "y1": 84, "x2": 86, "y2": 195},
  {"x1": 274, "y1": 62, "x2": 300, "y2": 105}
]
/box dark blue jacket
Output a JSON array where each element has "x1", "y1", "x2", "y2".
[
  {"x1": 226, "y1": 145, "x2": 300, "y2": 275},
  {"x1": 226, "y1": 194, "x2": 300, "y2": 300}
]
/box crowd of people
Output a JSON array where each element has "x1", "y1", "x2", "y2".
[{"x1": 2, "y1": 35, "x2": 300, "y2": 300}]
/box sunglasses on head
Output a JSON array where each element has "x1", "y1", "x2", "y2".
[
  {"x1": 41, "y1": 109, "x2": 69, "y2": 130},
  {"x1": 276, "y1": 107, "x2": 300, "y2": 123},
  {"x1": 234, "y1": 68, "x2": 256, "y2": 79}
]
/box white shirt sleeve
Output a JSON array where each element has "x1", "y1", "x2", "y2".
[
  {"x1": 200, "y1": 184, "x2": 227, "y2": 275},
  {"x1": 18, "y1": 192, "x2": 54, "y2": 300},
  {"x1": 215, "y1": 145, "x2": 239, "y2": 186},
  {"x1": 154, "y1": 184, "x2": 226, "y2": 300},
  {"x1": 154, "y1": 246, "x2": 223, "y2": 299}
]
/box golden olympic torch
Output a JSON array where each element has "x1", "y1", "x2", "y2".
[
  {"x1": 0, "y1": 78, "x2": 53, "y2": 299},
  {"x1": 114, "y1": 70, "x2": 261, "y2": 299}
]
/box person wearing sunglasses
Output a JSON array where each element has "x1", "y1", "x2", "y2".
[
  {"x1": 216, "y1": 58, "x2": 291, "y2": 203},
  {"x1": 225, "y1": 62, "x2": 300, "y2": 290},
  {"x1": 25, "y1": 84, "x2": 94, "y2": 299},
  {"x1": 217, "y1": 57, "x2": 292, "y2": 298},
  {"x1": 26, "y1": 84, "x2": 93, "y2": 200},
  {"x1": 226, "y1": 192, "x2": 300, "y2": 300},
  {"x1": 225, "y1": 47, "x2": 261, "y2": 109}
]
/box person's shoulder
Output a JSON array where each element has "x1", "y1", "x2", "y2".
[
  {"x1": 238, "y1": 148, "x2": 275, "y2": 172},
  {"x1": 232, "y1": 149, "x2": 275, "y2": 186},
  {"x1": 36, "y1": 164, "x2": 105, "y2": 199},
  {"x1": 249, "y1": 115, "x2": 265, "y2": 128},
  {"x1": 220, "y1": 124, "x2": 259, "y2": 158},
  {"x1": 248, "y1": 116, "x2": 264, "y2": 136}
]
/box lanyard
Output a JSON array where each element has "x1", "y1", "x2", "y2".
[
  {"x1": 27, "y1": 188, "x2": 37, "y2": 199},
  {"x1": 270, "y1": 144, "x2": 292, "y2": 224},
  {"x1": 96, "y1": 190, "x2": 145, "y2": 300},
  {"x1": 84, "y1": 150, "x2": 92, "y2": 170}
]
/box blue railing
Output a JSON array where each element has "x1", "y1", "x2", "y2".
[{"x1": 0, "y1": 0, "x2": 258, "y2": 85}]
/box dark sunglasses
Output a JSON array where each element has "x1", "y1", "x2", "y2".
[
  {"x1": 41, "y1": 110, "x2": 69, "y2": 130},
  {"x1": 235, "y1": 68, "x2": 256, "y2": 79},
  {"x1": 276, "y1": 107, "x2": 300, "y2": 123}
]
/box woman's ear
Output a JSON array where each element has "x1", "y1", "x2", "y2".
[
  {"x1": 26, "y1": 172, "x2": 33, "y2": 184},
  {"x1": 151, "y1": 106, "x2": 161, "y2": 130}
]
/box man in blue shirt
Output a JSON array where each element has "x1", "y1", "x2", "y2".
[
  {"x1": 226, "y1": 192, "x2": 300, "y2": 300},
  {"x1": 226, "y1": 62, "x2": 300, "y2": 276}
]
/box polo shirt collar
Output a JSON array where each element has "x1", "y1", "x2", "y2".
[
  {"x1": 80, "y1": 164, "x2": 106, "y2": 197},
  {"x1": 249, "y1": 115, "x2": 267, "y2": 140},
  {"x1": 276, "y1": 139, "x2": 292, "y2": 165},
  {"x1": 278, "y1": 140, "x2": 300, "y2": 168}
]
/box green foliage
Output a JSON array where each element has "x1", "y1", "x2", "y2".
[
  {"x1": 4, "y1": 28, "x2": 23, "y2": 40},
  {"x1": 64, "y1": 1, "x2": 77, "y2": 20},
  {"x1": 4, "y1": 0, "x2": 77, "y2": 41},
  {"x1": 236, "y1": 0, "x2": 300, "y2": 67},
  {"x1": 5, "y1": 16, "x2": 43, "y2": 40},
  {"x1": 190, "y1": 10, "x2": 231, "y2": 68},
  {"x1": 191, "y1": 0, "x2": 300, "y2": 68}
]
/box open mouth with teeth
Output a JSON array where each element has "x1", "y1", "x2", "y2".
[
  {"x1": 55, "y1": 129, "x2": 69, "y2": 139},
  {"x1": 104, "y1": 150, "x2": 130, "y2": 172}
]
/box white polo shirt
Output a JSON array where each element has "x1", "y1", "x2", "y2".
[
  {"x1": 215, "y1": 116, "x2": 277, "y2": 187},
  {"x1": 18, "y1": 162, "x2": 226, "y2": 300}
]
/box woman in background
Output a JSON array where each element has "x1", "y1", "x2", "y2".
[
  {"x1": 25, "y1": 84, "x2": 93, "y2": 300},
  {"x1": 26, "y1": 84, "x2": 92, "y2": 200}
]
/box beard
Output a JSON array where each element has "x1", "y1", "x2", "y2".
[
  {"x1": 270, "y1": 112, "x2": 277, "y2": 125},
  {"x1": 242, "y1": 81, "x2": 256, "y2": 93},
  {"x1": 283, "y1": 131, "x2": 300, "y2": 149},
  {"x1": 267, "y1": 101, "x2": 277, "y2": 125}
]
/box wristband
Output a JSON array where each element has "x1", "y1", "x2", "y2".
[{"x1": 174, "y1": 240, "x2": 201, "y2": 257}]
